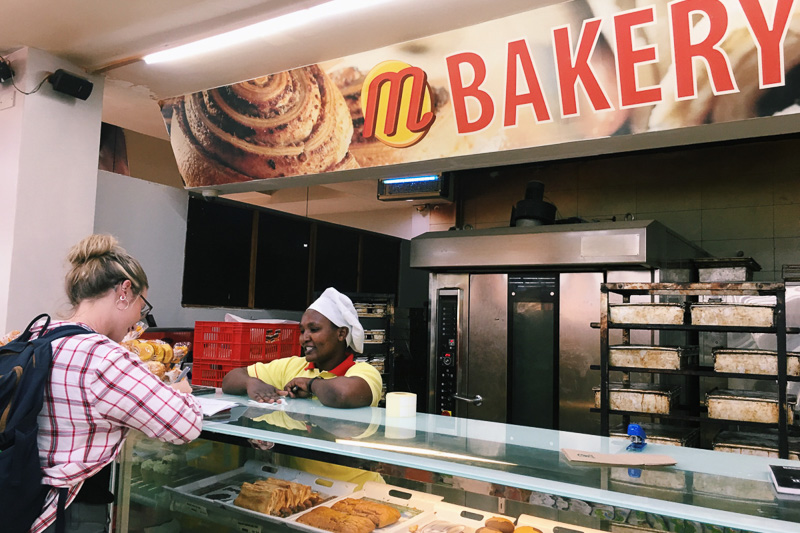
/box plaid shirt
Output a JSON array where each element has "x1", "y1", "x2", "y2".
[{"x1": 30, "y1": 321, "x2": 203, "y2": 532}]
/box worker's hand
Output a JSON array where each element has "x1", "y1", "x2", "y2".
[
  {"x1": 247, "y1": 379, "x2": 287, "y2": 403},
  {"x1": 170, "y1": 379, "x2": 192, "y2": 394},
  {"x1": 284, "y1": 376, "x2": 314, "y2": 398}
]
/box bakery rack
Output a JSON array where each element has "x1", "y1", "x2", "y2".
[{"x1": 591, "y1": 282, "x2": 800, "y2": 459}]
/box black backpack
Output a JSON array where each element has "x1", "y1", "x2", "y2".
[{"x1": 0, "y1": 314, "x2": 87, "y2": 533}]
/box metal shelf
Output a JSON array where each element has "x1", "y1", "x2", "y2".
[
  {"x1": 589, "y1": 364, "x2": 800, "y2": 381},
  {"x1": 595, "y1": 281, "x2": 793, "y2": 458}
]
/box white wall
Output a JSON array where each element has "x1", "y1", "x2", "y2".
[
  {"x1": 94, "y1": 171, "x2": 301, "y2": 327},
  {"x1": 0, "y1": 48, "x2": 104, "y2": 331}
]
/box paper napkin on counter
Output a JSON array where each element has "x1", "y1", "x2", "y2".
[
  {"x1": 562, "y1": 448, "x2": 676, "y2": 466},
  {"x1": 195, "y1": 397, "x2": 239, "y2": 417}
]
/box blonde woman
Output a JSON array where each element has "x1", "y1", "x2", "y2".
[{"x1": 30, "y1": 235, "x2": 202, "y2": 533}]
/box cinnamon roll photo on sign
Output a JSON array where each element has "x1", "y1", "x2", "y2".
[{"x1": 161, "y1": 64, "x2": 358, "y2": 188}]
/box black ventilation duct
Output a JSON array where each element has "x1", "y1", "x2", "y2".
[{"x1": 510, "y1": 180, "x2": 556, "y2": 227}]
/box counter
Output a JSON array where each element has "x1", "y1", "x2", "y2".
[{"x1": 114, "y1": 393, "x2": 800, "y2": 533}]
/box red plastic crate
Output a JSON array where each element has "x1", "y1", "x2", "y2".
[
  {"x1": 191, "y1": 361, "x2": 240, "y2": 388},
  {"x1": 193, "y1": 321, "x2": 301, "y2": 370}
]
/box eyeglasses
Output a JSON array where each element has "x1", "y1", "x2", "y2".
[{"x1": 137, "y1": 294, "x2": 154, "y2": 319}]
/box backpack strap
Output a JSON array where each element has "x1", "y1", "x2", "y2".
[
  {"x1": 15, "y1": 314, "x2": 51, "y2": 344},
  {"x1": 55, "y1": 487, "x2": 68, "y2": 533},
  {"x1": 39, "y1": 325, "x2": 92, "y2": 342}
]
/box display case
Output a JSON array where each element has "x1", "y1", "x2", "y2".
[{"x1": 113, "y1": 394, "x2": 800, "y2": 533}]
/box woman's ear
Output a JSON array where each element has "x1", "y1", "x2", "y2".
[{"x1": 337, "y1": 326, "x2": 349, "y2": 343}]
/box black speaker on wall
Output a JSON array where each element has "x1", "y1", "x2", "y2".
[{"x1": 48, "y1": 69, "x2": 93, "y2": 100}]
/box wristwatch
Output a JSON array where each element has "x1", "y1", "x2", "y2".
[{"x1": 308, "y1": 376, "x2": 320, "y2": 394}]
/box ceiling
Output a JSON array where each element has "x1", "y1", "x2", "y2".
[{"x1": 0, "y1": 0, "x2": 559, "y2": 140}]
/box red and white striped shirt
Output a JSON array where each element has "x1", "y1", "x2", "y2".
[{"x1": 30, "y1": 321, "x2": 203, "y2": 533}]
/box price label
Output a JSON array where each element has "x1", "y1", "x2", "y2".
[
  {"x1": 236, "y1": 520, "x2": 261, "y2": 533},
  {"x1": 183, "y1": 501, "x2": 208, "y2": 517}
]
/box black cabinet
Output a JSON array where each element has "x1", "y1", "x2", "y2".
[
  {"x1": 254, "y1": 212, "x2": 311, "y2": 311},
  {"x1": 183, "y1": 196, "x2": 405, "y2": 312},
  {"x1": 313, "y1": 225, "x2": 359, "y2": 294},
  {"x1": 183, "y1": 199, "x2": 252, "y2": 308}
]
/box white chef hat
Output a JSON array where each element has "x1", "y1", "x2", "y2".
[{"x1": 307, "y1": 287, "x2": 364, "y2": 353}]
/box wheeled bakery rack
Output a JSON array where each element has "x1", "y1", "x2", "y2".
[
  {"x1": 592, "y1": 282, "x2": 800, "y2": 459},
  {"x1": 347, "y1": 292, "x2": 396, "y2": 407}
]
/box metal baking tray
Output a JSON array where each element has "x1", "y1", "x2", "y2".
[
  {"x1": 692, "y1": 472, "x2": 777, "y2": 503},
  {"x1": 706, "y1": 388, "x2": 797, "y2": 424},
  {"x1": 355, "y1": 303, "x2": 388, "y2": 318},
  {"x1": 712, "y1": 347, "x2": 800, "y2": 376},
  {"x1": 609, "y1": 345, "x2": 698, "y2": 370},
  {"x1": 610, "y1": 423, "x2": 699, "y2": 447},
  {"x1": 166, "y1": 460, "x2": 356, "y2": 530},
  {"x1": 712, "y1": 430, "x2": 800, "y2": 460},
  {"x1": 364, "y1": 329, "x2": 386, "y2": 343},
  {"x1": 593, "y1": 383, "x2": 681, "y2": 414},
  {"x1": 609, "y1": 303, "x2": 684, "y2": 325},
  {"x1": 690, "y1": 303, "x2": 775, "y2": 327},
  {"x1": 288, "y1": 481, "x2": 441, "y2": 533}
]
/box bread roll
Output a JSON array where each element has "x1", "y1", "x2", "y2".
[
  {"x1": 137, "y1": 342, "x2": 155, "y2": 361},
  {"x1": 166, "y1": 64, "x2": 357, "y2": 187},
  {"x1": 513, "y1": 527, "x2": 543, "y2": 533},
  {"x1": 485, "y1": 517, "x2": 515, "y2": 533},
  {"x1": 144, "y1": 361, "x2": 166, "y2": 379},
  {"x1": 297, "y1": 506, "x2": 376, "y2": 533},
  {"x1": 330, "y1": 498, "x2": 401, "y2": 528}
]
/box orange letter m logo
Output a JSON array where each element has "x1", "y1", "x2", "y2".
[{"x1": 362, "y1": 64, "x2": 435, "y2": 148}]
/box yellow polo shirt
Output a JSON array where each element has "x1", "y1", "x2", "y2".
[
  {"x1": 246, "y1": 355, "x2": 382, "y2": 407},
  {"x1": 246, "y1": 354, "x2": 385, "y2": 489}
]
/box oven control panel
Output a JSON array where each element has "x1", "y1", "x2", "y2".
[{"x1": 436, "y1": 291, "x2": 458, "y2": 415}]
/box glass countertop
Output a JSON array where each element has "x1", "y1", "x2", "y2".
[{"x1": 200, "y1": 393, "x2": 800, "y2": 533}]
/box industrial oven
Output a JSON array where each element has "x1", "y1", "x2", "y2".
[{"x1": 410, "y1": 220, "x2": 707, "y2": 434}]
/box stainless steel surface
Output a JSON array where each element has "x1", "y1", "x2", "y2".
[
  {"x1": 559, "y1": 272, "x2": 603, "y2": 434},
  {"x1": 418, "y1": 224, "x2": 703, "y2": 433},
  {"x1": 467, "y1": 274, "x2": 507, "y2": 422},
  {"x1": 428, "y1": 275, "x2": 469, "y2": 415},
  {"x1": 410, "y1": 220, "x2": 706, "y2": 270},
  {"x1": 452, "y1": 393, "x2": 483, "y2": 406}
]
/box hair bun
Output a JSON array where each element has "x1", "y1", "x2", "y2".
[{"x1": 67, "y1": 234, "x2": 119, "y2": 265}]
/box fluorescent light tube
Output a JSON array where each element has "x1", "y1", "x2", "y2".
[
  {"x1": 144, "y1": 0, "x2": 392, "y2": 64},
  {"x1": 382, "y1": 175, "x2": 439, "y2": 185}
]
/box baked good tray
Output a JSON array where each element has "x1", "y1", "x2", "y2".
[
  {"x1": 411, "y1": 502, "x2": 515, "y2": 533},
  {"x1": 166, "y1": 459, "x2": 356, "y2": 531},
  {"x1": 287, "y1": 481, "x2": 441, "y2": 533},
  {"x1": 517, "y1": 513, "x2": 605, "y2": 533}
]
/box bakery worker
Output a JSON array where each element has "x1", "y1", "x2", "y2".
[{"x1": 222, "y1": 287, "x2": 383, "y2": 408}]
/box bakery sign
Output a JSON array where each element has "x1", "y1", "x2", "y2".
[{"x1": 160, "y1": 0, "x2": 800, "y2": 188}]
